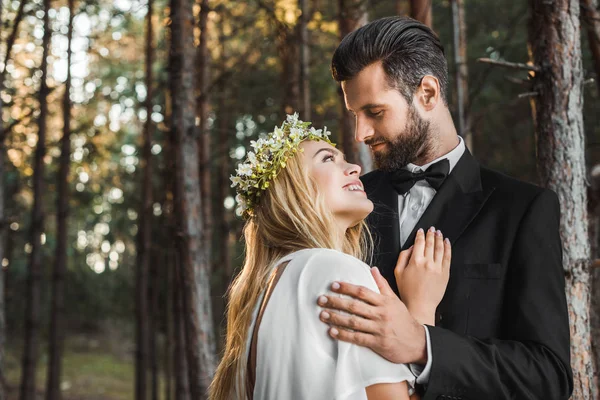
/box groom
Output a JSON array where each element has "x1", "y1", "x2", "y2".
[{"x1": 317, "y1": 17, "x2": 572, "y2": 399}]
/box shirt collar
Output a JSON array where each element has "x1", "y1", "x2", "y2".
[{"x1": 405, "y1": 136, "x2": 465, "y2": 174}]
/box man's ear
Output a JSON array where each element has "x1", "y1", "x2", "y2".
[{"x1": 416, "y1": 75, "x2": 440, "y2": 112}]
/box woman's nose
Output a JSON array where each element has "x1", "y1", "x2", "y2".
[{"x1": 346, "y1": 162, "x2": 361, "y2": 176}]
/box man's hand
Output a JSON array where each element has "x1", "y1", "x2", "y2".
[
  {"x1": 395, "y1": 227, "x2": 451, "y2": 325},
  {"x1": 317, "y1": 267, "x2": 428, "y2": 365}
]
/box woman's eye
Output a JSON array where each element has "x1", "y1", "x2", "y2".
[{"x1": 323, "y1": 154, "x2": 335, "y2": 162}]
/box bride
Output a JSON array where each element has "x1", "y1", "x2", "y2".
[{"x1": 209, "y1": 114, "x2": 450, "y2": 400}]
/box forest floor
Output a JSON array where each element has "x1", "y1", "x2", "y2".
[{"x1": 4, "y1": 324, "x2": 166, "y2": 400}]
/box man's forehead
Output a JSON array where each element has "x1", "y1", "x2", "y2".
[{"x1": 343, "y1": 81, "x2": 395, "y2": 111}]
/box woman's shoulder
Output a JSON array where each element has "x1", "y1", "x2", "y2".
[
  {"x1": 284, "y1": 248, "x2": 374, "y2": 288},
  {"x1": 285, "y1": 248, "x2": 368, "y2": 269}
]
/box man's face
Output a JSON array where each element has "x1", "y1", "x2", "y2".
[{"x1": 341, "y1": 62, "x2": 433, "y2": 171}]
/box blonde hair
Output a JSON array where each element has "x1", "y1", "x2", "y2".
[{"x1": 209, "y1": 145, "x2": 372, "y2": 399}]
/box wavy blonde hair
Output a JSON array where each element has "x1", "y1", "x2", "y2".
[{"x1": 209, "y1": 143, "x2": 372, "y2": 400}]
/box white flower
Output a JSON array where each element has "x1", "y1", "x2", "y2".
[
  {"x1": 230, "y1": 175, "x2": 242, "y2": 188},
  {"x1": 236, "y1": 163, "x2": 253, "y2": 177},
  {"x1": 247, "y1": 152, "x2": 257, "y2": 165},
  {"x1": 286, "y1": 113, "x2": 299, "y2": 125},
  {"x1": 235, "y1": 194, "x2": 248, "y2": 212},
  {"x1": 289, "y1": 127, "x2": 303, "y2": 140}
]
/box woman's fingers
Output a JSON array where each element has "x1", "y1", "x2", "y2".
[
  {"x1": 442, "y1": 238, "x2": 452, "y2": 271},
  {"x1": 425, "y1": 226, "x2": 436, "y2": 260},
  {"x1": 395, "y1": 247, "x2": 413, "y2": 278},
  {"x1": 413, "y1": 228, "x2": 426, "y2": 258},
  {"x1": 434, "y1": 230, "x2": 444, "y2": 264}
]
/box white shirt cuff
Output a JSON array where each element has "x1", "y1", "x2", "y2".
[{"x1": 409, "y1": 325, "x2": 432, "y2": 384}]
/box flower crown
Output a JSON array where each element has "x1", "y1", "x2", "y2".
[{"x1": 230, "y1": 113, "x2": 334, "y2": 219}]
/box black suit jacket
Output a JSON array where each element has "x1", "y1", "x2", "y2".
[{"x1": 360, "y1": 149, "x2": 573, "y2": 400}]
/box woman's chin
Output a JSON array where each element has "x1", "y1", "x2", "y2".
[{"x1": 348, "y1": 204, "x2": 374, "y2": 227}]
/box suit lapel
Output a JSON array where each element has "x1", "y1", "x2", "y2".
[
  {"x1": 362, "y1": 172, "x2": 401, "y2": 290},
  {"x1": 401, "y1": 149, "x2": 495, "y2": 251}
]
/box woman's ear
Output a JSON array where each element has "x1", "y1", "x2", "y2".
[{"x1": 416, "y1": 75, "x2": 440, "y2": 111}]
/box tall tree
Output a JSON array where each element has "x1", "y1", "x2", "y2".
[
  {"x1": 135, "y1": 0, "x2": 154, "y2": 397},
  {"x1": 410, "y1": 0, "x2": 432, "y2": 28},
  {"x1": 164, "y1": 249, "x2": 174, "y2": 400},
  {"x1": 169, "y1": 0, "x2": 216, "y2": 395},
  {"x1": 451, "y1": 0, "x2": 472, "y2": 150},
  {"x1": 45, "y1": 1, "x2": 74, "y2": 399},
  {"x1": 0, "y1": 1, "x2": 28, "y2": 397},
  {"x1": 338, "y1": 0, "x2": 372, "y2": 172},
  {"x1": 164, "y1": 101, "x2": 180, "y2": 400},
  {"x1": 299, "y1": 0, "x2": 311, "y2": 120},
  {"x1": 148, "y1": 254, "x2": 159, "y2": 400},
  {"x1": 581, "y1": 0, "x2": 600, "y2": 392},
  {"x1": 174, "y1": 264, "x2": 190, "y2": 400},
  {"x1": 212, "y1": 20, "x2": 232, "y2": 350},
  {"x1": 197, "y1": 0, "x2": 212, "y2": 270},
  {"x1": 20, "y1": 0, "x2": 52, "y2": 398},
  {"x1": 581, "y1": 0, "x2": 600, "y2": 96},
  {"x1": 528, "y1": 0, "x2": 596, "y2": 396}
]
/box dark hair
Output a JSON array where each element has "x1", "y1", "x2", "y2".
[{"x1": 331, "y1": 16, "x2": 449, "y2": 105}]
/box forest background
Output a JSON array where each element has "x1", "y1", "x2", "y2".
[{"x1": 2, "y1": 0, "x2": 600, "y2": 399}]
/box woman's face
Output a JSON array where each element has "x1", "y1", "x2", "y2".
[{"x1": 301, "y1": 140, "x2": 374, "y2": 228}]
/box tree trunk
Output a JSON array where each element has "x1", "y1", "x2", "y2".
[
  {"x1": 2, "y1": 0, "x2": 27, "y2": 84},
  {"x1": 410, "y1": 0, "x2": 432, "y2": 28},
  {"x1": 0, "y1": 98, "x2": 4, "y2": 400},
  {"x1": 0, "y1": 142, "x2": 5, "y2": 400},
  {"x1": 164, "y1": 97, "x2": 177, "y2": 400},
  {"x1": 46, "y1": 1, "x2": 74, "y2": 399},
  {"x1": 280, "y1": 32, "x2": 300, "y2": 116},
  {"x1": 581, "y1": 0, "x2": 600, "y2": 96},
  {"x1": 589, "y1": 171, "x2": 600, "y2": 398},
  {"x1": 165, "y1": 247, "x2": 174, "y2": 400},
  {"x1": 528, "y1": 0, "x2": 596, "y2": 397},
  {"x1": 212, "y1": 27, "x2": 232, "y2": 349},
  {"x1": 197, "y1": 0, "x2": 212, "y2": 275},
  {"x1": 173, "y1": 251, "x2": 189, "y2": 400},
  {"x1": 20, "y1": 0, "x2": 51, "y2": 397},
  {"x1": 136, "y1": 0, "x2": 154, "y2": 397},
  {"x1": 583, "y1": 0, "x2": 600, "y2": 389},
  {"x1": 451, "y1": 0, "x2": 472, "y2": 151},
  {"x1": 169, "y1": 0, "x2": 216, "y2": 395},
  {"x1": 149, "y1": 252, "x2": 159, "y2": 400},
  {"x1": 0, "y1": 12, "x2": 28, "y2": 396},
  {"x1": 299, "y1": 0, "x2": 311, "y2": 120},
  {"x1": 338, "y1": 0, "x2": 372, "y2": 173}
]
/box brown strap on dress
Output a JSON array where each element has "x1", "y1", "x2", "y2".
[{"x1": 245, "y1": 261, "x2": 290, "y2": 400}]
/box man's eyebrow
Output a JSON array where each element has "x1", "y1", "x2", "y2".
[
  {"x1": 313, "y1": 148, "x2": 344, "y2": 160},
  {"x1": 359, "y1": 103, "x2": 386, "y2": 111}
]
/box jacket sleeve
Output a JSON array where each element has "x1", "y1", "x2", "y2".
[{"x1": 422, "y1": 189, "x2": 573, "y2": 400}]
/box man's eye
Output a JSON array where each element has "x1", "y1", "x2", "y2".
[{"x1": 368, "y1": 110, "x2": 383, "y2": 117}]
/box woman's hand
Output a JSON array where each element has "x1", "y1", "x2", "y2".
[{"x1": 394, "y1": 227, "x2": 451, "y2": 326}]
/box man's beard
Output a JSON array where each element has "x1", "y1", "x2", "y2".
[{"x1": 369, "y1": 106, "x2": 432, "y2": 172}]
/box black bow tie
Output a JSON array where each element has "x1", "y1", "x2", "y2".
[{"x1": 390, "y1": 159, "x2": 450, "y2": 195}]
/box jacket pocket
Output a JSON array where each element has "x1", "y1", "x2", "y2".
[{"x1": 462, "y1": 263, "x2": 503, "y2": 280}]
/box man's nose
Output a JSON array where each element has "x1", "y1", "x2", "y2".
[{"x1": 354, "y1": 116, "x2": 374, "y2": 143}]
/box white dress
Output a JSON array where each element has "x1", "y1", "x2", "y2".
[{"x1": 244, "y1": 248, "x2": 415, "y2": 400}]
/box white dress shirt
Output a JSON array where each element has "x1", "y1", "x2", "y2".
[{"x1": 400, "y1": 136, "x2": 466, "y2": 384}]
